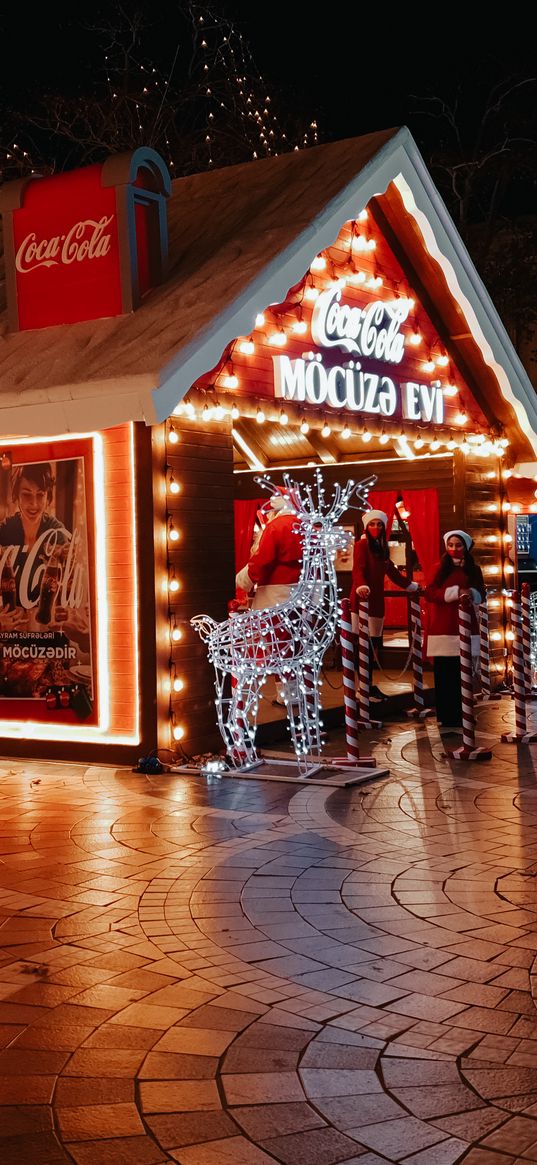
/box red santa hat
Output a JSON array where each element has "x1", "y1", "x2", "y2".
[
  {"x1": 443, "y1": 529, "x2": 473, "y2": 551},
  {"x1": 364, "y1": 509, "x2": 388, "y2": 528}
]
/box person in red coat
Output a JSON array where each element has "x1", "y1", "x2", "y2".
[
  {"x1": 349, "y1": 509, "x2": 418, "y2": 698},
  {"x1": 235, "y1": 493, "x2": 302, "y2": 610},
  {"x1": 423, "y1": 529, "x2": 485, "y2": 729}
]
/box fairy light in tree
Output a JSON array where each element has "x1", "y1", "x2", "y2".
[{"x1": 191, "y1": 471, "x2": 374, "y2": 773}]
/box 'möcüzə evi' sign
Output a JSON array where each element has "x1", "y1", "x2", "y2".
[{"x1": 273, "y1": 288, "x2": 444, "y2": 424}]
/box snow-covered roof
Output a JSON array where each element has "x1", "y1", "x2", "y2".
[{"x1": 0, "y1": 125, "x2": 536, "y2": 455}]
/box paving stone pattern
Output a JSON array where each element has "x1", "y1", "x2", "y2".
[{"x1": 3, "y1": 702, "x2": 537, "y2": 1162}]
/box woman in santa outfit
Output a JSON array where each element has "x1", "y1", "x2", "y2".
[
  {"x1": 423, "y1": 529, "x2": 485, "y2": 729},
  {"x1": 349, "y1": 509, "x2": 418, "y2": 699},
  {"x1": 235, "y1": 493, "x2": 302, "y2": 610}
]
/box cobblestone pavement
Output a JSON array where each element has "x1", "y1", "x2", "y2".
[{"x1": 3, "y1": 702, "x2": 537, "y2": 1163}]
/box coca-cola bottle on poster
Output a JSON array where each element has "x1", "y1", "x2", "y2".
[
  {"x1": 36, "y1": 556, "x2": 61, "y2": 625},
  {"x1": 1, "y1": 563, "x2": 16, "y2": 611}
]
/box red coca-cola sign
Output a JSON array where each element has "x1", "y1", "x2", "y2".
[
  {"x1": 0, "y1": 147, "x2": 171, "y2": 332},
  {"x1": 12, "y1": 166, "x2": 121, "y2": 329}
]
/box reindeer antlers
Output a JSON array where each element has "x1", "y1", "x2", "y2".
[{"x1": 253, "y1": 470, "x2": 377, "y2": 519}]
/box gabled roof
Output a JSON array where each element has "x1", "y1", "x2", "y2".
[{"x1": 0, "y1": 125, "x2": 535, "y2": 457}]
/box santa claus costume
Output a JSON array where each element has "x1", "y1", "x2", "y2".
[
  {"x1": 235, "y1": 494, "x2": 302, "y2": 610},
  {"x1": 349, "y1": 509, "x2": 418, "y2": 698},
  {"x1": 423, "y1": 529, "x2": 485, "y2": 728}
]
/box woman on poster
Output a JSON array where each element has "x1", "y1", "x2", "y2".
[
  {"x1": 349, "y1": 509, "x2": 418, "y2": 699},
  {"x1": 423, "y1": 529, "x2": 485, "y2": 728}
]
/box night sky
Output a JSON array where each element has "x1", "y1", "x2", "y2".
[{"x1": 1, "y1": 4, "x2": 535, "y2": 195}]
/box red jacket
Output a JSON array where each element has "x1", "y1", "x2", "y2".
[
  {"x1": 349, "y1": 537, "x2": 412, "y2": 618},
  {"x1": 247, "y1": 512, "x2": 302, "y2": 586},
  {"x1": 424, "y1": 562, "x2": 485, "y2": 656}
]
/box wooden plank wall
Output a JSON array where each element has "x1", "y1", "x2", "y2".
[{"x1": 164, "y1": 415, "x2": 236, "y2": 757}]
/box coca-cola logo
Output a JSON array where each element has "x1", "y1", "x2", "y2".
[{"x1": 15, "y1": 215, "x2": 114, "y2": 274}]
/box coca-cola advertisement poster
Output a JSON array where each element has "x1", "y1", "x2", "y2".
[{"x1": 0, "y1": 440, "x2": 97, "y2": 725}]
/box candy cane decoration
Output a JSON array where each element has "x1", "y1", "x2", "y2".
[
  {"x1": 502, "y1": 594, "x2": 537, "y2": 743},
  {"x1": 356, "y1": 596, "x2": 381, "y2": 730},
  {"x1": 407, "y1": 593, "x2": 431, "y2": 719},
  {"x1": 337, "y1": 600, "x2": 376, "y2": 767},
  {"x1": 522, "y1": 583, "x2": 534, "y2": 698},
  {"x1": 444, "y1": 594, "x2": 492, "y2": 761},
  {"x1": 476, "y1": 596, "x2": 500, "y2": 703}
]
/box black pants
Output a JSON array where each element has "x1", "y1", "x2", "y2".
[{"x1": 433, "y1": 657, "x2": 463, "y2": 726}]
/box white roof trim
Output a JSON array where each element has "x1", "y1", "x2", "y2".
[
  {"x1": 0, "y1": 374, "x2": 158, "y2": 438},
  {"x1": 153, "y1": 126, "x2": 537, "y2": 455}
]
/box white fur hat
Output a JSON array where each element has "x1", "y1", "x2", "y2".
[
  {"x1": 364, "y1": 509, "x2": 388, "y2": 528},
  {"x1": 444, "y1": 529, "x2": 473, "y2": 551},
  {"x1": 270, "y1": 493, "x2": 295, "y2": 512}
]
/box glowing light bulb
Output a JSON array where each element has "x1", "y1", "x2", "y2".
[
  {"x1": 222, "y1": 375, "x2": 238, "y2": 390},
  {"x1": 168, "y1": 522, "x2": 180, "y2": 542},
  {"x1": 362, "y1": 431, "x2": 372, "y2": 443},
  {"x1": 202, "y1": 404, "x2": 212, "y2": 422},
  {"x1": 455, "y1": 413, "x2": 468, "y2": 425},
  {"x1": 169, "y1": 426, "x2": 179, "y2": 444},
  {"x1": 300, "y1": 418, "x2": 310, "y2": 435},
  {"x1": 436, "y1": 354, "x2": 449, "y2": 367},
  {"x1": 349, "y1": 269, "x2": 366, "y2": 285},
  {"x1": 379, "y1": 433, "x2": 389, "y2": 445},
  {"x1": 231, "y1": 404, "x2": 240, "y2": 420},
  {"x1": 321, "y1": 423, "x2": 331, "y2": 438},
  {"x1": 256, "y1": 408, "x2": 265, "y2": 424},
  {"x1": 506, "y1": 629, "x2": 515, "y2": 641},
  {"x1": 171, "y1": 625, "x2": 182, "y2": 642},
  {"x1": 430, "y1": 440, "x2": 440, "y2": 450},
  {"x1": 239, "y1": 339, "x2": 255, "y2": 355},
  {"x1": 169, "y1": 576, "x2": 180, "y2": 593},
  {"x1": 304, "y1": 286, "x2": 319, "y2": 301},
  {"x1": 269, "y1": 330, "x2": 287, "y2": 346},
  {"x1": 173, "y1": 677, "x2": 184, "y2": 693},
  {"x1": 443, "y1": 385, "x2": 458, "y2": 396},
  {"x1": 279, "y1": 410, "x2": 288, "y2": 425},
  {"x1": 409, "y1": 331, "x2": 422, "y2": 346},
  {"x1": 423, "y1": 360, "x2": 435, "y2": 373},
  {"x1": 490, "y1": 630, "x2": 502, "y2": 642},
  {"x1": 357, "y1": 209, "x2": 368, "y2": 221},
  {"x1": 169, "y1": 475, "x2": 180, "y2": 495},
  {"x1": 213, "y1": 404, "x2": 227, "y2": 419},
  {"x1": 255, "y1": 313, "x2": 265, "y2": 327},
  {"x1": 414, "y1": 438, "x2": 425, "y2": 449},
  {"x1": 341, "y1": 425, "x2": 351, "y2": 439},
  {"x1": 292, "y1": 319, "x2": 307, "y2": 334},
  {"x1": 447, "y1": 440, "x2": 457, "y2": 450},
  {"x1": 173, "y1": 724, "x2": 185, "y2": 741},
  {"x1": 311, "y1": 255, "x2": 326, "y2": 271}
]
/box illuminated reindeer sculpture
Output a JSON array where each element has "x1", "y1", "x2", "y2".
[{"x1": 191, "y1": 470, "x2": 375, "y2": 774}]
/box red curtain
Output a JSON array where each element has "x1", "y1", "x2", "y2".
[
  {"x1": 368, "y1": 490, "x2": 401, "y2": 627},
  {"x1": 234, "y1": 499, "x2": 264, "y2": 573},
  {"x1": 403, "y1": 488, "x2": 441, "y2": 584}
]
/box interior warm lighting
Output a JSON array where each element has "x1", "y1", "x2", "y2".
[
  {"x1": 169, "y1": 425, "x2": 179, "y2": 444},
  {"x1": 232, "y1": 428, "x2": 265, "y2": 470},
  {"x1": 506, "y1": 629, "x2": 515, "y2": 641},
  {"x1": 490, "y1": 630, "x2": 502, "y2": 642},
  {"x1": 487, "y1": 565, "x2": 500, "y2": 575}
]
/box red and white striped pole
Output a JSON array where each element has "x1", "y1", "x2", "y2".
[
  {"x1": 502, "y1": 593, "x2": 537, "y2": 742},
  {"x1": 407, "y1": 592, "x2": 432, "y2": 719},
  {"x1": 521, "y1": 582, "x2": 534, "y2": 699},
  {"x1": 337, "y1": 599, "x2": 375, "y2": 767},
  {"x1": 476, "y1": 596, "x2": 500, "y2": 703},
  {"x1": 356, "y1": 595, "x2": 382, "y2": 730},
  {"x1": 444, "y1": 594, "x2": 492, "y2": 761}
]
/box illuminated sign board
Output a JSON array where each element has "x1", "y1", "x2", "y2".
[{"x1": 273, "y1": 288, "x2": 444, "y2": 424}]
